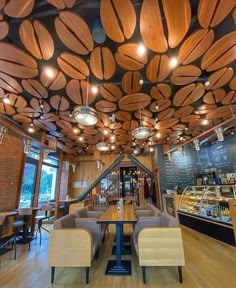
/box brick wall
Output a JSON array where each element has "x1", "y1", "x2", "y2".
[
  {"x1": 60, "y1": 164, "x2": 69, "y2": 200},
  {"x1": 0, "y1": 133, "x2": 24, "y2": 211}
]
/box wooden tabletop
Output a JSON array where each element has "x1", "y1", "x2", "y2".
[
  {"x1": 0, "y1": 211, "x2": 17, "y2": 225},
  {"x1": 97, "y1": 204, "x2": 137, "y2": 224}
]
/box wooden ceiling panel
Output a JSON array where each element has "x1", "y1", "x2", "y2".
[
  {"x1": 121, "y1": 71, "x2": 142, "y2": 94},
  {"x1": 100, "y1": 0, "x2": 136, "y2": 43},
  {"x1": 140, "y1": 0, "x2": 167, "y2": 52},
  {"x1": 100, "y1": 83, "x2": 122, "y2": 102},
  {"x1": 118, "y1": 93, "x2": 151, "y2": 111},
  {"x1": 4, "y1": 0, "x2": 34, "y2": 18},
  {"x1": 1, "y1": 2, "x2": 235, "y2": 155},
  {"x1": 221, "y1": 91, "x2": 236, "y2": 105},
  {"x1": 171, "y1": 65, "x2": 201, "y2": 85},
  {"x1": 155, "y1": 118, "x2": 179, "y2": 130},
  {"x1": 198, "y1": 0, "x2": 236, "y2": 28},
  {"x1": 146, "y1": 55, "x2": 171, "y2": 83},
  {"x1": 206, "y1": 67, "x2": 234, "y2": 90},
  {"x1": 158, "y1": 107, "x2": 175, "y2": 120},
  {"x1": 150, "y1": 83, "x2": 172, "y2": 100},
  {"x1": 22, "y1": 79, "x2": 48, "y2": 99},
  {"x1": 173, "y1": 83, "x2": 205, "y2": 106},
  {"x1": 178, "y1": 28, "x2": 214, "y2": 65},
  {"x1": 201, "y1": 31, "x2": 236, "y2": 71},
  {"x1": 0, "y1": 20, "x2": 9, "y2": 40},
  {"x1": 163, "y1": 0, "x2": 191, "y2": 48},
  {"x1": 0, "y1": 43, "x2": 37, "y2": 78},
  {"x1": 55, "y1": 11, "x2": 93, "y2": 55},
  {"x1": 19, "y1": 19, "x2": 54, "y2": 60},
  {"x1": 57, "y1": 53, "x2": 89, "y2": 79},
  {"x1": 115, "y1": 43, "x2": 147, "y2": 71},
  {"x1": 47, "y1": 0, "x2": 76, "y2": 9},
  {"x1": 0, "y1": 72, "x2": 23, "y2": 94},
  {"x1": 90, "y1": 47, "x2": 115, "y2": 80},
  {"x1": 115, "y1": 111, "x2": 131, "y2": 122},
  {"x1": 174, "y1": 106, "x2": 194, "y2": 118}
]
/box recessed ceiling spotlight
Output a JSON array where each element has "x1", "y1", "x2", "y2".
[
  {"x1": 137, "y1": 44, "x2": 146, "y2": 55},
  {"x1": 179, "y1": 136, "x2": 184, "y2": 141},
  {"x1": 3, "y1": 95, "x2": 10, "y2": 104},
  {"x1": 185, "y1": 127, "x2": 188, "y2": 131},
  {"x1": 30, "y1": 123, "x2": 34, "y2": 127},
  {"x1": 73, "y1": 128, "x2": 79, "y2": 134},
  {"x1": 40, "y1": 115, "x2": 44, "y2": 119},
  {"x1": 78, "y1": 136, "x2": 83, "y2": 141},
  {"x1": 155, "y1": 105, "x2": 159, "y2": 110},
  {"x1": 45, "y1": 67, "x2": 54, "y2": 78},
  {"x1": 110, "y1": 135, "x2": 116, "y2": 141},
  {"x1": 205, "y1": 80, "x2": 210, "y2": 87},
  {"x1": 139, "y1": 79, "x2": 144, "y2": 85},
  {"x1": 28, "y1": 127, "x2": 35, "y2": 133},
  {"x1": 103, "y1": 130, "x2": 108, "y2": 135},
  {"x1": 155, "y1": 117, "x2": 158, "y2": 121},
  {"x1": 156, "y1": 132, "x2": 161, "y2": 138},
  {"x1": 202, "y1": 119, "x2": 209, "y2": 125},
  {"x1": 194, "y1": 110, "x2": 199, "y2": 114},
  {"x1": 167, "y1": 137, "x2": 170, "y2": 140},
  {"x1": 134, "y1": 150, "x2": 138, "y2": 154},
  {"x1": 111, "y1": 145, "x2": 115, "y2": 149},
  {"x1": 149, "y1": 147, "x2": 154, "y2": 152},
  {"x1": 91, "y1": 85, "x2": 98, "y2": 94},
  {"x1": 169, "y1": 57, "x2": 178, "y2": 68}
]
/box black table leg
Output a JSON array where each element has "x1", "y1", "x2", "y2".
[{"x1": 105, "y1": 223, "x2": 132, "y2": 276}]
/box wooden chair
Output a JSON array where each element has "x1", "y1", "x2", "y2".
[
  {"x1": 137, "y1": 227, "x2": 185, "y2": 284},
  {"x1": 48, "y1": 228, "x2": 99, "y2": 284}
]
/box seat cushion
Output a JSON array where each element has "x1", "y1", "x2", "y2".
[{"x1": 54, "y1": 214, "x2": 76, "y2": 229}]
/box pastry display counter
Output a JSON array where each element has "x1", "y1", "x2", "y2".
[{"x1": 177, "y1": 185, "x2": 236, "y2": 245}]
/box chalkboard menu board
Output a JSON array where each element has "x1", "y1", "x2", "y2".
[
  {"x1": 197, "y1": 134, "x2": 236, "y2": 173},
  {"x1": 157, "y1": 146, "x2": 198, "y2": 191},
  {"x1": 156, "y1": 133, "x2": 236, "y2": 193}
]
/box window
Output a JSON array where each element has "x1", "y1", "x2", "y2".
[
  {"x1": 19, "y1": 160, "x2": 37, "y2": 208},
  {"x1": 38, "y1": 160, "x2": 58, "y2": 205}
]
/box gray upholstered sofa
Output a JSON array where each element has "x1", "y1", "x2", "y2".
[
  {"x1": 133, "y1": 211, "x2": 178, "y2": 254},
  {"x1": 135, "y1": 203, "x2": 161, "y2": 218}
]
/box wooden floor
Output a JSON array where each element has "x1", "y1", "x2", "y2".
[{"x1": 0, "y1": 224, "x2": 236, "y2": 288}]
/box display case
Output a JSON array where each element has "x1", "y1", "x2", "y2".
[{"x1": 178, "y1": 185, "x2": 236, "y2": 245}]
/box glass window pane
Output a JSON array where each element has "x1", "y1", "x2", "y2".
[
  {"x1": 38, "y1": 164, "x2": 58, "y2": 205},
  {"x1": 19, "y1": 162, "x2": 37, "y2": 208}
]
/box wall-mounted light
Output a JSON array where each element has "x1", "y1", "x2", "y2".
[
  {"x1": 71, "y1": 164, "x2": 76, "y2": 173},
  {"x1": 0, "y1": 125, "x2": 7, "y2": 144},
  {"x1": 215, "y1": 127, "x2": 224, "y2": 142},
  {"x1": 23, "y1": 138, "x2": 32, "y2": 154},
  {"x1": 193, "y1": 139, "x2": 200, "y2": 151},
  {"x1": 43, "y1": 148, "x2": 50, "y2": 160}
]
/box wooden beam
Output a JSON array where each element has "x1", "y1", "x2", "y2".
[{"x1": 164, "y1": 116, "x2": 236, "y2": 154}]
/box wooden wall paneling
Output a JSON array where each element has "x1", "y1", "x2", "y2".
[{"x1": 54, "y1": 150, "x2": 64, "y2": 219}]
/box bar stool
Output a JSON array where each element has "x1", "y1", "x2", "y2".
[{"x1": 35, "y1": 204, "x2": 53, "y2": 245}]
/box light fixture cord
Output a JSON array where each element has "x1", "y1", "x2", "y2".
[{"x1": 86, "y1": 77, "x2": 89, "y2": 107}]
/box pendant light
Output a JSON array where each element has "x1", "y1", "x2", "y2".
[
  {"x1": 72, "y1": 78, "x2": 98, "y2": 126},
  {"x1": 132, "y1": 107, "x2": 151, "y2": 140}
]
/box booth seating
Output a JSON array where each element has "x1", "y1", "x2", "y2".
[
  {"x1": 133, "y1": 212, "x2": 185, "y2": 284},
  {"x1": 134, "y1": 203, "x2": 161, "y2": 218},
  {"x1": 48, "y1": 213, "x2": 101, "y2": 284},
  {"x1": 70, "y1": 205, "x2": 108, "y2": 242}
]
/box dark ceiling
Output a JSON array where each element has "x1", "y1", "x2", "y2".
[{"x1": 0, "y1": 0, "x2": 235, "y2": 156}]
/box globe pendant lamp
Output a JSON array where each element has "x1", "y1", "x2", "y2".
[
  {"x1": 72, "y1": 78, "x2": 98, "y2": 126},
  {"x1": 132, "y1": 108, "x2": 151, "y2": 140}
]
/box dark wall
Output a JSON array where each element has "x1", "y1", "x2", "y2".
[{"x1": 153, "y1": 133, "x2": 236, "y2": 194}]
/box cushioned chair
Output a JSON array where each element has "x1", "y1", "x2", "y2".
[
  {"x1": 49, "y1": 213, "x2": 101, "y2": 284},
  {"x1": 48, "y1": 228, "x2": 99, "y2": 284},
  {"x1": 137, "y1": 227, "x2": 185, "y2": 284}
]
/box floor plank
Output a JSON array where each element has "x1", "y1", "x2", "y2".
[{"x1": 0, "y1": 224, "x2": 236, "y2": 288}]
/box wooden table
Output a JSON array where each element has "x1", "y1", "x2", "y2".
[{"x1": 97, "y1": 204, "x2": 137, "y2": 275}]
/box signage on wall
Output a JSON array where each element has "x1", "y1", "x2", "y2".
[{"x1": 73, "y1": 181, "x2": 88, "y2": 188}]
